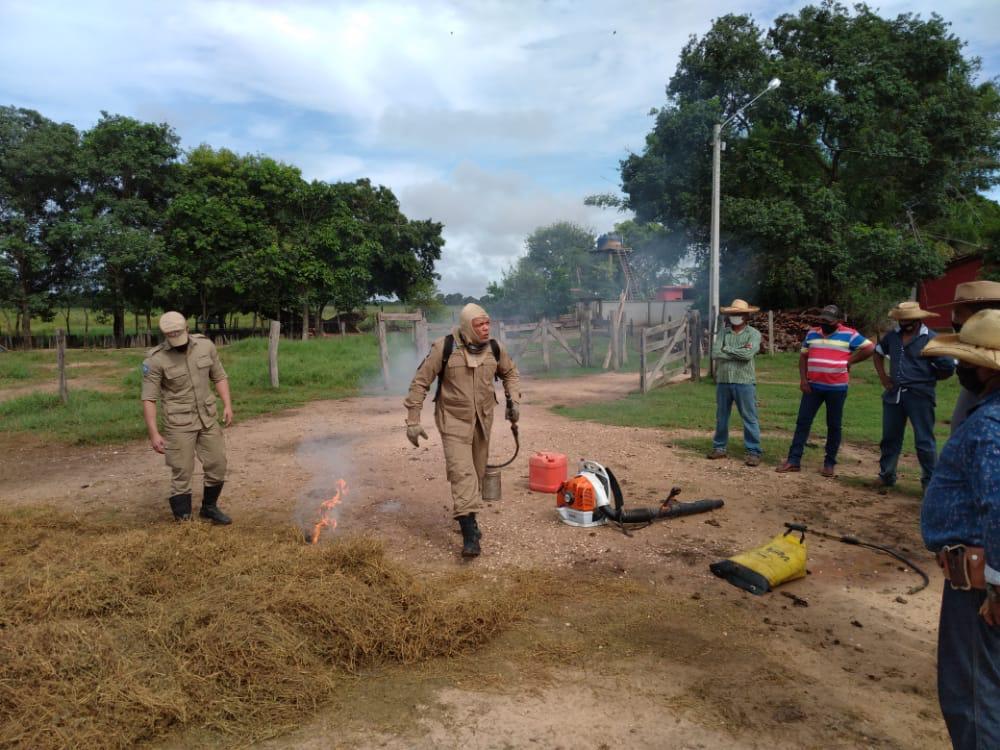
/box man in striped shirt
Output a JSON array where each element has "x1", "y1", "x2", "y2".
[{"x1": 776, "y1": 305, "x2": 874, "y2": 476}]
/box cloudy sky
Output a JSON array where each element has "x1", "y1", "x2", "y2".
[{"x1": 2, "y1": 0, "x2": 998, "y2": 296}]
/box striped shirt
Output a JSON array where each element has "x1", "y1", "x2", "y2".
[{"x1": 801, "y1": 324, "x2": 873, "y2": 391}]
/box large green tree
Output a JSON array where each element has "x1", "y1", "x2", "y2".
[
  {"x1": 483, "y1": 222, "x2": 611, "y2": 319},
  {"x1": 78, "y1": 113, "x2": 180, "y2": 343},
  {"x1": 621, "y1": 2, "x2": 1000, "y2": 319},
  {"x1": 0, "y1": 106, "x2": 79, "y2": 341}
]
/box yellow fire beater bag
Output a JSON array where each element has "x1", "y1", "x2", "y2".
[{"x1": 710, "y1": 532, "x2": 807, "y2": 595}]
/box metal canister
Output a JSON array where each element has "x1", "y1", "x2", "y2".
[{"x1": 482, "y1": 467, "x2": 502, "y2": 502}]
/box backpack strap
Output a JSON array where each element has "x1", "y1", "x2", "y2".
[
  {"x1": 433, "y1": 334, "x2": 455, "y2": 403},
  {"x1": 433, "y1": 336, "x2": 502, "y2": 402}
]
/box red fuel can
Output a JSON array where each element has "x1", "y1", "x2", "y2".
[{"x1": 529, "y1": 452, "x2": 568, "y2": 493}]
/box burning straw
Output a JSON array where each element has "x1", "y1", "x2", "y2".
[{"x1": 0, "y1": 509, "x2": 530, "y2": 749}]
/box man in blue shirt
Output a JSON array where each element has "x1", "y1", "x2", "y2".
[
  {"x1": 920, "y1": 309, "x2": 1000, "y2": 750},
  {"x1": 873, "y1": 301, "x2": 954, "y2": 492}
]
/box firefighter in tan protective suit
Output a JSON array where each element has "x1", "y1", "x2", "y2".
[
  {"x1": 404, "y1": 303, "x2": 521, "y2": 557},
  {"x1": 141, "y1": 311, "x2": 234, "y2": 525}
]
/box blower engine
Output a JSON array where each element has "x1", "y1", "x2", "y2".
[{"x1": 556, "y1": 459, "x2": 724, "y2": 528}]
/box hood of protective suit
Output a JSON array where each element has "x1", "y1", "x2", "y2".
[
  {"x1": 459, "y1": 303, "x2": 489, "y2": 344},
  {"x1": 455, "y1": 303, "x2": 490, "y2": 367}
]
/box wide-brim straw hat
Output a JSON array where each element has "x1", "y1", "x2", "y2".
[
  {"x1": 922, "y1": 309, "x2": 1000, "y2": 370},
  {"x1": 889, "y1": 301, "x2": 937, "y2": 321},
  {"x1": 928, "y1": 280, "x2": 1000, "y2": 310},
  {"x1": 720, "y1": 298, "x2": 760, "y2": 314}
]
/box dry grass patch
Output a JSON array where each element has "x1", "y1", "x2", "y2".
[{"x1": 0, "y1": 510, "x2": 531, "y2": 749}]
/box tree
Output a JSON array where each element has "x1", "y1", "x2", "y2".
[
  {"x1": 162, "y1": 146, "x2": 270, "y2": 327},
  {"x1": 621, "y1": 3, "x2": 1000, "y2": 319},
  {"x1": 0, "y1": 106, "x2": 79, "y2": 342},
  {"x1": 78, "y1": 113, "x2": 180, "y2": 344},
  {"x1": 483, "y1": 222, "x2": 606, "y2": 319}
]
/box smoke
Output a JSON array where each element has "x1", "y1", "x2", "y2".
[
  {"x1": 294, "y1": 432, "x2": 357, "y2": 543},
  {"x1": 360, "y1": 322, "x2": 446, "y2": 396}
]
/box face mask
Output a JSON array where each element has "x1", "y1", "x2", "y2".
[
  {"x1": 956, "y1": 365, "x2": 985, "y2": 395},
  {"x1": 899, "y1": 322, "x2": 918, "y2": 334},
  {"x1": 820, "y1": 323, "x2": 838, "y2": 336},
  {"x1": 728, "y1": 316, "x2": 744, "y2": 326},
  {"x1": 173, "y1": 342, "x2": 188, "y2": 353},
  {"x1": 952, "y1": 320, "x2": 963, "y2": 334}
]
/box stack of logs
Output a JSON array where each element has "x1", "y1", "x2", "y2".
[{"x1": 744, "y1": 308, "x2": 827, "y2": 353}]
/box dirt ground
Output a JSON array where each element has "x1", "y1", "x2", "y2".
[{"x1": 0, "y1": 371, "x2": 949, "y2": 749}]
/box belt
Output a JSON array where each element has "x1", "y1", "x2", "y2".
[{"x1": 937, "y1": 545, "x2": 986, "y2": 590}]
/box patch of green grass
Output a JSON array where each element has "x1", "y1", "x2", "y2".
[
  {"x1": 0, "y1": 336, "x2": 381, "y2": 445},
  {"x1": 556, "y1": 351, "x2": 961, "y2": 448}
]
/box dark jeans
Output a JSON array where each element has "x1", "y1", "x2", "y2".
[
  {"x1": 878, "y1": 390, "x2": 937, "y2": 488},
  {"x1": 937, "y1": 583, "x2": 1000, "y2": 750},
  {"x1": 712, "y1": 383, "x2": 762, "y2": 455},
  {"x1": 786, "y1": 388, "x2": 847, "y2": 466}
]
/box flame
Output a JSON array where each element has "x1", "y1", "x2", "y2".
[{"x1": 310, "y1": 478, "x2": 347, "y2": 544}]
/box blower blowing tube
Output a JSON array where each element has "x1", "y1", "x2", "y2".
[{"x1": 600, "y1": 466, "x2": 724, "y2": 524}]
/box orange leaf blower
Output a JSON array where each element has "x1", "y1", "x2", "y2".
[{"x1": 556, "y1": 460, "x2": 724, "y2": 528}]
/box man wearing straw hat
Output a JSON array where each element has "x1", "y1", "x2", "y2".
[
  {"x1": 872, "y1": 301, "x2": 954, "y2": 493},
  {"x1": 920, "y1": 309, "x2": 1000, "y2": 749},
  {"x1": 708, "y1": 299, "x2": 763, "y2": 466},
  {"x1": 929, "y1": 281, "x2": 1000, "y2": 433}
]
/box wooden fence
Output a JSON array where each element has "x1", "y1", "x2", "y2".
[{"x1": 639, "y1": 310, "x2": 701, "y2": 393}]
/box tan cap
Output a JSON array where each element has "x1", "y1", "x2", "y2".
[
  {"x1": 928, "y1": 280, "x2": 1000, "y2": 309},
  {"x1": 158, "y1": 311, "x2": 189, "y2": 346},
  {"x1": 889, "y1": 301, "x2": 937, "y2": 321},
  {"x1": 921, "y1": 309, "x2": 1000, "y2": 370},
  {"x1": 720, "y1": 298, "x2": 760, "y2": 314}
]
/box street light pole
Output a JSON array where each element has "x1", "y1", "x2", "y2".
[{"x1": 708, "y1": 77, "x2": 781, "y2": 374}]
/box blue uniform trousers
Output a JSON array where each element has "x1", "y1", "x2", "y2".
[
  {"x1": 937, "y1": 583, "x2": 1000, "y2": 750},
  {"x1": 878, "y1": 389, "x2": 937, "y2": 488}
]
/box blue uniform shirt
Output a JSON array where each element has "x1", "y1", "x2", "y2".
[
  {"x1": 875, "y1": 324, "x2": 955, "y2": 404},
  {"x1": 921, "y1": 389, "x2": 1000, "y2": 585}
]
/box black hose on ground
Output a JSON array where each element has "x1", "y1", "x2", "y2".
[{"x1": 784, "y1": 523, "x2": 930, "y2": 595}]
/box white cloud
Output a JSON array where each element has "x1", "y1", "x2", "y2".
[
  {"x1": 1, "y1": 0, "x2": 997, "y2": 300},
  {"x1": 396, "y1": 161, "x2": 616, "y2": 296}
]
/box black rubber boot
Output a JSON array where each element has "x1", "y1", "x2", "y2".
[
  {"x1": 457, "y1": 513, "x2": 482, "y2": 558},
  {"x1": 168, "y1": 493, "x2": 192, "y2": 521},
  {"x1": 199, "y1": 482, "x2": 232, "y2": 525}
]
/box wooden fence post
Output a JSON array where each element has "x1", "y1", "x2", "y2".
[
  {"x1": 610, "y1": 310, "x2": 620, "y2": 370},
  {"x1": 339, "y1": 319, "x2": 346, "y2": 337},
  {"x1": 377, "y1": 312, "x2": 390, "y2": 389},
  {"x1": 768, "y1": 310, "x2": 775, "y2": 355},
  {"x1": 56, "y1": 328, "x2": 68, "y2": 404},
  {"x1": 268, "y1": 320, "x2": 280, "y2": 388},
  {"x1": 640, "y1": 327, "x2": 648, "y2": 393},
  {"x1": 497, "y1": 321, "x2": 507, "y2": 349},
  {"x1": 415, "y1": 315, "x2": 429, "y2": 355},
  {"x1": 541, "y1": 318, "x2": 551, "y2": 371},
  {"x1": 581, "y1": 303, "x2": 592, "y2": 367},
  {"x1": 301, "y1": 301, "x2": 309, "y2": 341},
  {"x1": 621, "y1": 317, "x2": 629, "y2": 366},
  {"x1": 689, "y1": 311, "x2": 702, "y2": 382}
]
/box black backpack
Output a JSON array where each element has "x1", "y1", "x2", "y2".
[{"x1": 433, "y1": 334, "x2": 501, "y2": 402}]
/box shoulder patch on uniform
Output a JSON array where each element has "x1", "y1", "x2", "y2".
[{"x1": 141, "y1": 363, "x2": 151, "y2": 375}]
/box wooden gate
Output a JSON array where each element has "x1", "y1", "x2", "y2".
[{"x1": 639, "y1": 310, "x2": 701, "y2": 393}]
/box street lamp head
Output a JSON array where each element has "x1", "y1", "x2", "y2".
[{"x1": 767, "y1": 77, "x2": 782, "y2": 90}]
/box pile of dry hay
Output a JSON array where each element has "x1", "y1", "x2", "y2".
[{"x1": 0, "y1": 509, "x2": 529, "y2": 748}]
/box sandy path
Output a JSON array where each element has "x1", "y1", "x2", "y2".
[{"x1": 0, "y1": 371, "x2": 948, "y2": 749}]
